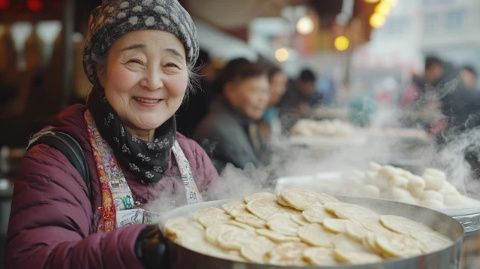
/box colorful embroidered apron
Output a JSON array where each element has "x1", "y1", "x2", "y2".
[{"x1": 85, "y1": 111, "x2": 203, "y2": 232}]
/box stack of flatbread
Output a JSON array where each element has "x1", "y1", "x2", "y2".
[{"x1": 163, "y1": 189, "x2": 452, "y2": 266}]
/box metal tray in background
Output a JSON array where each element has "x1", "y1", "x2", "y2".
[{"x1": 158, "y1": 197, "x2": 464, "y2": 269}]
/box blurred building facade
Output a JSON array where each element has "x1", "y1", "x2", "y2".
[{"x1": 352, "y1": 0, "x2": 480, "y2": 89}]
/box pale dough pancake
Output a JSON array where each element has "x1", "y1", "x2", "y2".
[
  {"x1": 234, "y1": 211, "x2": 266, "y2": 228},
  {"x1": 279, "y1": 188, "x2": 338, "y2": 210},
  {"x1": 193, "y1": 207, "x2": 231, "y2": 228},
  {"x1": 217, "y1": 226, "x2": 257, "y2": 250},
  {"x1": 375, "y1": 233, "x2": 425, "y2": 258},
  {"x1": 333, "y1": 234, "x2": 371, "y2": 253},
  {"x1": 333, "y1": 249, "x2": 383, "y2": 264},
  {"x1": 244, "y1": 192, "x2": 276, "y2": 203},
  {"x1": 345, "y1": 220, "x2": 369, "y2": 242},
  {"x1": 302, "y1": 205, "x2": 334, "y2": 223},
  {"x1": 267, "y1": 215, "x2": 300, "y2": 236},
  {"x1": 303, "y1": 247, "x2": 337, "y2": 266},
  {"x1": 246, "y1": 198, "x2": 297, "y2": 220},
  {"x1": 222, "y1": 200, "x2": 246, "y2": 217},
  {"x1": 324, "y1": 202, "x2": 378, "y2": 220},
  {"x1": 290, "y1": 214, "x2": 311, "y2": 226},
  {"x1": 379, "y1": 215, "x2": 433, "y2": 236},
  {"x1": 298, "y1": 223, "x2": 335, "y2": 248},
  {"x1": 239, "y1": 236, "x2": 275, "y2": 263},
  {"x1": 256, "y1": 228, "x2": 301, "y2": 242},
  {"x1": 266, "y1": 242, "x2": 309, "y2": 266},
  {"x1": 164, "y1": 217, "x2": 204, "y2": 244},
  {"x1": 323, "y1": 218, "x2": 352, "y2": 234}
]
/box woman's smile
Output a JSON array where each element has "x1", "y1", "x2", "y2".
[{"x1": 132, "y1": 96, "x2": 164, "y2": 107}]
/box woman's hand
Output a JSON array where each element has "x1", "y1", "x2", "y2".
[{"x1": 135, "y1": 225, "x2": 169, "y2": 269}]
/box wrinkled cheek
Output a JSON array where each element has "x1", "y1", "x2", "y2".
[
  {"x1": 109, "y1": 69, "x2": 135, "y2": 92},
  {"x1": 103, "y1": 71, "x2": 130, "y2": 105},
  {"x1": 167, "y1": 75, "x2": 189, "y2": 98}
]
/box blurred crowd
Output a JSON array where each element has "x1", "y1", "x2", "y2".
[
  {"x1": 143, "y1": 51, "x2": 480, "y2": 176},
  {"x1": 400, "y1": 55, "x2": 480, "y2": 138}
]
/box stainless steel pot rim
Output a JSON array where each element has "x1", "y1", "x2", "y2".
[{"x1": 437, "y1": 203, "x2": 480, "y2": 216}]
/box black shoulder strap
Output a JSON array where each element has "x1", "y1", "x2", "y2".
[{"x1": 27, "y1": 130, "x2": 91, "y2": 199}]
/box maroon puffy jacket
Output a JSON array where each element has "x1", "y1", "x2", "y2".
[{"x1": 6, "y1": 105, "x2": 217, "y2": 269}]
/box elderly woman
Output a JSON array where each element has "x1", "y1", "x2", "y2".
[{"x1": 6, "y1": 1, "x2": 217, "y2": 268}]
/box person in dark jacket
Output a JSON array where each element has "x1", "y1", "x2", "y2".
[
  {"x1": 194, "y1": 59, "x2": 270, "y2": 172},
  {"x1": 6, "y1": 1, "x2": 217, "y2": 269},
  {"x1": 278, "y1": 68, "x2": 321, "y2": 130}
]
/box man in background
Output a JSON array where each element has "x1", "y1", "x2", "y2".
[
  {"x1": 279, "y1": 68, "x2": 321, "y2": 131},
  {"x1": 402, "y1": 56, "x2": 446, "y2": 134},
  {"x1": 443, "y1": 65, "x2": 480, "y2": 132}
]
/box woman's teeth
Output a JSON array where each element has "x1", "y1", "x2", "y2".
[{"x1": 134, "y1": 97, "x2": 160, "y2": 104}]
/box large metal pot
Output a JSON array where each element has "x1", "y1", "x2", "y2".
[{"x1": 157, "y1": 197, "x2": 464, "y2": 269}]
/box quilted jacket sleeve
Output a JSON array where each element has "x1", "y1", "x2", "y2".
[{"x1": 6, "y1": 144, "x2": 146, "y2": 269}]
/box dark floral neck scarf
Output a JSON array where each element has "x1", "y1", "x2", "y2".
[{"x1": 87, "y1": 86, "x2": 175, "y2": 184}]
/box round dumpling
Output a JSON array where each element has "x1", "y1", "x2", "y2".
[
  {"x1": 422, "y1": 169, "x2": 446, "y2": 191},
  {"x1": 388, "y1": 187, "x2": 417, "y2": 204},
  {"x1": 422, "y1": 190, "x2": 444, "y2": 203},
  {"x1": 407, "y1": 175, "x2": 425, "y2": 197}
]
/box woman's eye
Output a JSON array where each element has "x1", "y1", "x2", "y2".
[
  {"x1": 127, "y1": 59, "x2": 144, "y2": 65},
  {"x1": 165, "y1": 62, "x2": 180, "y2": 69}
]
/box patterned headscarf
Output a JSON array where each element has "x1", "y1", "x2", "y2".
[{"x1": 83, "y1": 0, "x2": 199, "y2": 85}]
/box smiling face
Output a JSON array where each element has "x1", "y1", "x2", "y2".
[
  {"x1": 224, "y1": 75, "x2": 270, "y2": 120},
  {"x1": 96, "y1": 30, "x2": 188, "y2": 141}
]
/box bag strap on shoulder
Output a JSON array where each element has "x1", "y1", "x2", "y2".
[{"x1": 27, "y1": 129, "x2": 91, "y2": 199}]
